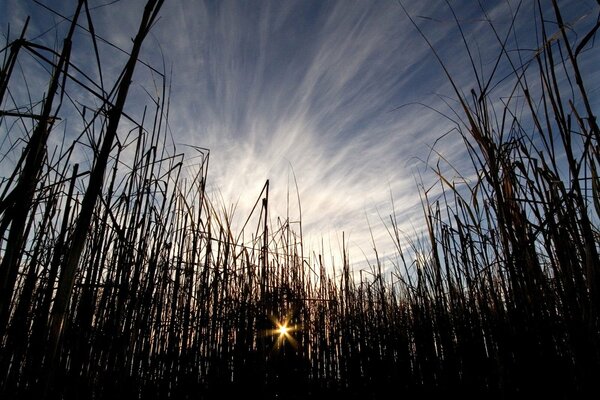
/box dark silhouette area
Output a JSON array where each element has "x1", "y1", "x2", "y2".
[{"x1": 0, "y1": 1, "x2": 599, "y2": 399}]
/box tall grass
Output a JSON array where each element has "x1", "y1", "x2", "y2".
[{"x1": 0, "y1": 1, "x2": 598, "y2": 399}]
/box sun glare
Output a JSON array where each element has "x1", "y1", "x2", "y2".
[
  {"x1": 277, "y1": 324, "x2": 289, "y2": 335},
  {"x1": 268, "y1": 315, "x2": 299, "y2": 350}
]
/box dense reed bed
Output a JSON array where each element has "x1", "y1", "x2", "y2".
[{"x1": 1, "y1": 1, "x2": 598, "y2": 399}]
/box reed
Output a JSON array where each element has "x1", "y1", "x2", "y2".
[{"x1": 0, "y1": 1, "x2": 598, "y2": 399}]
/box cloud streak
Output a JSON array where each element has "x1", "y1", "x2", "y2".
[
  {"x1": 153, "y1": 0, "x2": 598, "y2": 265},
  {"x1": 2, "y1": 0, "x2": 597, "y2": 267},
  {"x1": 152, "y1": 0, "x2": 459, "y2": 263}
]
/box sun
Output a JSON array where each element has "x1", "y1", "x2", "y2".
[
  {"x1": 277, "y1": 324, "x2": 290, "y2": 335},
  {"x1": 267, "y1": 315, "x2": 299, "y2": 350}
]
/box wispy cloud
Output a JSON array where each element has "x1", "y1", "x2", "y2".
[
  {"x1": 151, "y1": 0, "x2": 462, "y2": 263},
  {"x1": 3, "y1": 0, "x2": 597, "y2": 268}
]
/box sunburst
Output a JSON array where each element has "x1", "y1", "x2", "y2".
[{"x1": 269, "y1": 314, "x2": 299, "y2": 350}]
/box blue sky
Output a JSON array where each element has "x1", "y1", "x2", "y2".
[{"x1": 2, "y1": 0, "x2": 599, "y2": 266}]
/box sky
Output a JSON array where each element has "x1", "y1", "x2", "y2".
[{"x1": 1, "y1": 0, "x2": 599, "y2": 268}]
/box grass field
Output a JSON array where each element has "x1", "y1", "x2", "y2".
[{"x1": 1, "y1": 0, "x2": 599, "y2": 398}]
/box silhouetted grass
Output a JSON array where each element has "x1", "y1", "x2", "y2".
[{"x1": 0, "y1": 1, "x2": 598, "y2": 399}]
